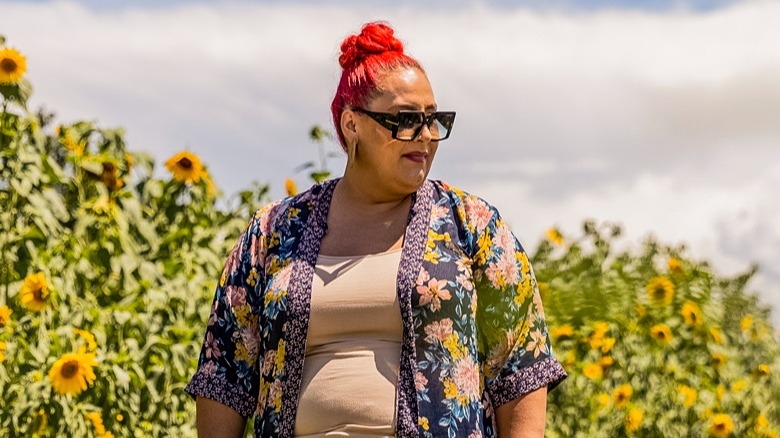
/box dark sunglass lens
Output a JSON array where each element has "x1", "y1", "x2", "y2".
[
  {"x1": 429, "y1": 113, "x2": 454, "y2": 140},
  {"x1": 398, "y1": 112, "x2": 423, "y2": 128},
  {"x1": 436, "y1": 113, "x2": 455, "y2": 129},
  {"x1": 396, "y1": 112, "x2": 423, "y2": 140}
]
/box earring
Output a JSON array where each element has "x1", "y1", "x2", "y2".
[{"x1": 348, "y1": 140, "x2": 358, "y2": 164}]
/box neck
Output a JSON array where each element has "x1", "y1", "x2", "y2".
[{"x1": 337, "y1": 171, "x2": 412, "y2": 214}]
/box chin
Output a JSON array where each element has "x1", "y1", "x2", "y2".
[{"x1": 399, "y1": 169, "x2": 429, "y2": 190}]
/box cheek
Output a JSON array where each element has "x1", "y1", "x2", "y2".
[{"x1": 358, "y1": 137, "x2": 396, "y2": 169}]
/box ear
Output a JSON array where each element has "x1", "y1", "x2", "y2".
[{"x1": 340, "y1": 109, "x2": 358, "y2": 143}]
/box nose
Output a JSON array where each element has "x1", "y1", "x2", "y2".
[{"x1": 416, "y1": 122, "x2": 433, "y2": 143}]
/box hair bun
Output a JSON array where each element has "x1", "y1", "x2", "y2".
[{"x1": 339, "y1": 22, "x2": 404, "y2": 69}]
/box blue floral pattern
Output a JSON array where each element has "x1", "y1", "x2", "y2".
[{"x1": 186, "y1": 178, "x2": 566, "y2": 437}]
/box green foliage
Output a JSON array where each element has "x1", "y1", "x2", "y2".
[
  {"x1": 294, "y1": 124, "x2": 342, "y2": 183},
  {"x1": 0, "y1": 47, "x2": 269, "y2": 436},
  {"x1": 535, "y1": 222, "x2": 780, "y2": 437}
]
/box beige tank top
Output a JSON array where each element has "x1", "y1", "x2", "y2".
[{"x1": 294, "y1": 249, "x2": 403, "y2": 438}]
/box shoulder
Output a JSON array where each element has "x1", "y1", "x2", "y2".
[
  {"x1": 429, "y1": 179, "x2": 500, "y2": 233},
  {"x1": 248, "y1": 181, "x2": 326, "y2": 236}
]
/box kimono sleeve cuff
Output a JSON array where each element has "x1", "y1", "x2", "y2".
[
  {"x1": 487, "y1": 356, "x2": 568, "y2": 407},
  {"x1": 184, "y1": 371, "x2": 257, "y2": 418}
]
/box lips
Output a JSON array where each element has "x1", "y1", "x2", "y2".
[{"x1": 403, "y1": 151, "x2": 428, "y2": 163}]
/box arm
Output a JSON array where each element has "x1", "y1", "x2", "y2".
[
  {"x1": 196, "y1": 396, "x2": 247, "y2": 438},
  {"x1": 185, "y1": 207, "x2": 273, "y2": 432},
  {"x1": 464, "y1": 195, "x2": 566, "y2": 435},
  {"x1": 495, "y1": 386, "x2": 547, "y2": 438}
]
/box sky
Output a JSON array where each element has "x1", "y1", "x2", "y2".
[{"x1": 1, "y1": 0, "x2": 778, "y2": 324}]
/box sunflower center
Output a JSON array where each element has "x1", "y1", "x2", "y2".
[
  {"x1": 0, "y1": 58, "x2": 17, "y2": 73},
  {"x1": 652, "y1": 287, "x2": 666, "y2": 300},
  {"x1": 61, "y1": 360, "x2": 80, "y2": 378},
  {"x1": 178, "y1": 158, "x2": 193, "y2": 169},
  {"x1": 32, "y1": 286, "x2": 47, "y2": 301}
]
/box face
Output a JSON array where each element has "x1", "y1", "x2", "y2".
[{"x1": 341, "y1": 67, "x2": 439, "y2": 195}]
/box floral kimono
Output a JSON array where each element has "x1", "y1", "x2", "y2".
[{"x1": 186, "y1": 178, "x2": 566, "y2": 438}]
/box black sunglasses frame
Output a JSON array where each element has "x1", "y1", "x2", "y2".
[{"x1": 352, "y1": 108, "x2": 456, "y2": 141}]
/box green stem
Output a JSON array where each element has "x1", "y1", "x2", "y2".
[{"x1": 0, "y1": 99, "x2": 7, "y2": 151}]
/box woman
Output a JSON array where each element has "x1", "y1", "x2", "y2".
[{"x1": 186, "y1": 22, "x2": 566, "y2": 438}]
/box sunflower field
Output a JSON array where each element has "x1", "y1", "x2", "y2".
[{"x1": 1, "y1": 38, "x2": 779, "y2": 437}]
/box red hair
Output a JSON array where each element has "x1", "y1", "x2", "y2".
[{"x1": 331, "y1": 22, "x2": 424, "y2": 150}]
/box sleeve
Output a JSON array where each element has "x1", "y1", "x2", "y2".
[
  {"x1": 184, "y1": 210, "x2": 267, "y2": 417},
  {"x1": 471, "y1": 200, "x2": 567, "y2": 408}
]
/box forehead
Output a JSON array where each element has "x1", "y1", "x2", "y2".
[{"x1": 370, "y1": 67, "x2": 436, "y2": 111}]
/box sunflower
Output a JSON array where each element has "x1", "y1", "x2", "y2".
[
  {"x1": 646, "y1": 276, "x2": 674, "y2": 305},
  {"x1": 756, "y1": 364, "x2": 771, "y2": 377},
  {"x1": 755, "y1": 413, "x2": 769, "y2": 430},
  {"x1": 587, "y1": 321, "x2": 610, "y2": 349},
  {"x1": 60, "y1": 130, "x2": 86, "y2": 157},
  {"x1": 600, "y1": 356, "x2": 614, "y2": 369},
  {"x1": 650, "y1": 324, "x2": 673, "y2": 345},
  {"x1": 20, "y1": 272, "x2": 49, "y2": 312},
  {"x1": 165, "y1": 151, "x2": 205, "y2": 184},
  {"x1": 731, "y1": 379, "x2": 746, "y2": 392},
  {"x1": 601, "y1": 337, "x2": 616, "y2": 354},
  {"x1": 285, "y1": 178, "x2": 298, "y2": 197},
  {"x1": 48, "y1": 351, "x2": 97, "y2": 395},
  {"x1": 709, "y1": 327, "x2": 724, "y2": 344},
  {"x1": 667, "y1": 257, "x2": 683, "y2": 275},
  {"x1": 74, "y1": 328, "x2": 97, "y2": 352},
  {"x1": 681, "y1": 301, "x2": 703, "y2": 327},
  {"x1": 740, "y1": 314, "x2": 754, "y2": 334},
  {"x1": 100, "y1": 161, "x2": 124, "y2": 192},
  {"x1": 677, "y1": 384, "x2": 697, "y2": 408},
  {"x1": 710, "y1": 353, "x2": 727, "y2": 369},
  {"x1": 625, "y1": 408, "x2": 643, "y2": 433},
  {"x1": 596, "y1": 393, "x2": 610, "y2": 409},
  {"x1": 709, "y1": 413, "x2": 734, "y2": 437},
  {"x1": 613, "y1": 384, "x2": 632, "y2": 408},
  {"x1": 0, "y1": 47, "x2": 27, "y2": 84},
  {"x1": 0, "y1": 340, "x2": 7, "y2": 363},
  {"x1": 0, "y1": 304, "x2": 12, "y2": 328},
  {"x1": 86, "y1": 412, "x2": 107, "y2": 435},
  {"x1": 546, "y1": 228, "x2": 564, "y2": 246},
  {"x1": 551, "y1": 324, "x2": 574, "y2": 342},
  {"x1": 583, "y1": 363, "x2": 603, "y2": 380}
]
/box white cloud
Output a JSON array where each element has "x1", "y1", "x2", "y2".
[{"x1": 1, "y1": 0, "x2": 778, "y2": 323}]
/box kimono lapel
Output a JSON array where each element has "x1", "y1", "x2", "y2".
[
  {"x1": 278, "y1": 178, "x2": 434, "y2": 438},
  {"x1": 395, "y1": 179, "x2": 434, "y2": 437},
  {"x1": 279, "y1": 180, "x2": 334, "y2": 437}
]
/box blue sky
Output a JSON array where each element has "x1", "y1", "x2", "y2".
[{"x1": 1, "y1": 0, "x2": 778, "y2": 322}]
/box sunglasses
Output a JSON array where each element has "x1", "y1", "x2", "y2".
[{"x1": 352, "y1": 108, "x2": 456, "y2": 141}]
